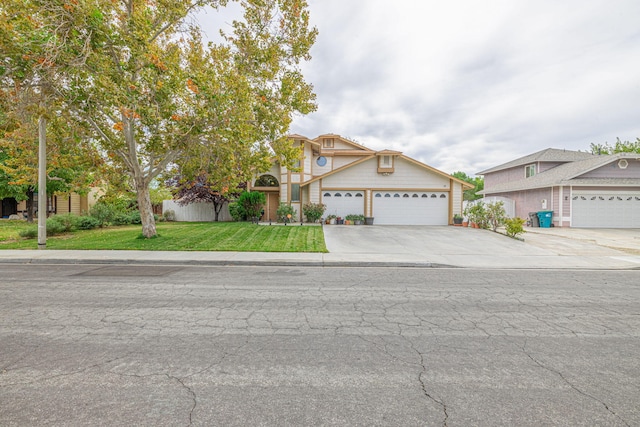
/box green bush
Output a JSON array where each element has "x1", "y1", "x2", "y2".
[
  {"x1": 238, "y1": 191, "x2": 266, "y2": 220},
  {"x1": 228, "y1": 202, "x2": 245, "y2": 222},
  {"x1": 163, "y1": 209, "x2": 176, "y2": 222},
  {"x1": 464, "y1": 202, "x2": 488, "y2": 229},
  {"x1": 47, "y1": 214, "x2": 79, "y2": 233},
  {"x1": 486, "y1": 201, "x2": 507, "y2": 231},
  {"x1": 46, "y1": 217, "x2": 69, "y2": 235},
  {"x1": 76, "y1": 215, "x2": 101, "y2": 230},
  {"x1": 276, "y1": 203, "x2": 296, "y2": 223},
  {"x1": 89, "y1": 203, "x2": 117, "y2": 227},
  {"x1": 302, "y1": 203, "x2": 326, "y2": 223},
  {"x1": 345, "y1": 214, "x2": 365, "y2": 222},
  {"x1": 505, "y1": 217, "x2": 526, "y2": 238},
  {"x1": 18, "y1": 227, "x2": 38, "y2": 239}
]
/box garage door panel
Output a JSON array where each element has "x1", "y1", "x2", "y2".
[
  {"x1": 572, "y1": 192, "x2": 640, "y2": 228},
  {"x1": 373, "y1": 192, "x2": 448, "y2": 225}
]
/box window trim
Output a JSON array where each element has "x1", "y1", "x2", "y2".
[{"x1": 525, "y1": 164, "x2": 536, "y2": 178}]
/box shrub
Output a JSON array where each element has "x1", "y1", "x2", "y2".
[
  {"x1": 302, "y1": 202, "x2": 326, "y2": 223},
  {"x1": 76, "y1": 215, "x2": 101, "y2": 230},
  {"x1": 46, "y1": 217, "x2": 68, "y2": 235},
  {"x1": 163, "y1": 209, "x2": 176, "y2": 222},
  {"x1": 129, "y1": 211, "x2": 142, "y2": 224},
  {"x1": 18, "y1": 227, "x2": 38, "y2": 239},
  {"x1": 345, "y1": 214, "x2": 365, "y2": 222},
  {"x1": 464, "y1": 202, "x2": 488, "y2": 229},
  {"x1": 505, "y1": 217, "x2": 526, "y2": 238},
  {"x1": 276, "y1": 203, "x2": 296, "y2": 223},
  {"x1": 47, "y1": 214, "x2": 79, "y2": 233},
  {"x1": 89, "y1": 203, "x2": 116, "y2": 227},
  {"x1": 228, "y1": 202, "x2": 245, "y2": 222},
  {"x1": 486, "y1": 201, "x2": 507, "y2": 232},
  {"x1": 237, "y1": 191, "x2": 266, "y2": 220}
]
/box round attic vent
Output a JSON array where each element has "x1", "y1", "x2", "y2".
[{"x1": 618, "y1": 159, "x2": 628, "y2": 169}]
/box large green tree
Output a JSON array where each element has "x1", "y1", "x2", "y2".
[
  {"x1": 2, "y1": 0, "x2": 317, "y2": 238},
  {"x1": 452, "y1": 171, "x2": 484, "y2": 201},
  {"x1": 590, "y1": 137, "x2": 640, "y2": 155},
  {"x1": 0, "y1": 10, "x2": 102, "y2": 221}
]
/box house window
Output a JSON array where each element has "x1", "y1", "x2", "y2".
[
  {"x1": 525, "y1": 164, "x2": 536, "y2": 178},
  {"x1": 254, "y1": 174, "x2": 279, "y2": 187},
  {"x1": 324, "y1": 193, "x2": 331, "y2": 197},
  {"x1": 291, "y1": 184, "x2": 300, "y2": 202},
  {"x1": 323, "y1": 138, "x2": 334, "y2": 148},
  {"x1": 355, "y1": 193, "x2": 363, "y2": 197}
]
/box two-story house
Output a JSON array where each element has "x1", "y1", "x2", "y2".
[
  {"x1": 478, "y1": 148, "x2": 640, "y2": 228},
  {"x1": 250, "y1": 134, "x2": 471, "y2": 225}
]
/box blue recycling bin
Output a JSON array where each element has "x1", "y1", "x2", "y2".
[{"x1": 537, "y1": 211, "x2": 553, "y2": 228}]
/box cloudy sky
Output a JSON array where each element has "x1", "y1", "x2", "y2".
[{"x1": 201, "y1": 0, "x2": 640, "y2": 176}]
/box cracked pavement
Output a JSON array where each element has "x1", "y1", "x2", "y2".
[{"x1": 0, "y1": 265, "x2": 638, "y2": 426}]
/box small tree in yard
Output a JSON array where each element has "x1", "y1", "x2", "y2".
[
  {"x1": 486, "y1": 201, "x2": 507, "y2": 232},
  {"x1": 302, "y1": 202, "x2": 325, "y2": 223},
  {"x1": 504, "y1": 217, "x2": 526, "y2": 238},
  {"x1": 168, "y1": 174, "x2": 243, "y2": 222}
]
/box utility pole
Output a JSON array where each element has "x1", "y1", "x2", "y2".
[{"x1": 38, "y1": 115, "x2": 46, "y2": 249}]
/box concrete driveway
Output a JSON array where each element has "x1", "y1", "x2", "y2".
[{"x1": 322, "y1": 225, "x2": 640, "y2": 269}]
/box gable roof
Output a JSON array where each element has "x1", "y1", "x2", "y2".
[
  {"x1": 313, "y1": 134, "x2": 374, "y2": 152},
  {"x1": 481, "y1": 153, "x2": 640, "y2": 194},
  {"x1": 301, "y1": 153, "x2": 473, "y2": 189},
  {"x1": 477, "y1": 148, "x2": 596, "y2": 175}
]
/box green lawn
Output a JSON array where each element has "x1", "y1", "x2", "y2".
[{"x1": 0, "y1": 221, "x2": 327, "y2": 252}]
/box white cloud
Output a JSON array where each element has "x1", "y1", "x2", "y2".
[{"x1": 198, "y1": 0, "x2": 640, "y2": 175}]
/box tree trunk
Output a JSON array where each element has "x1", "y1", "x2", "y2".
[
  {"x1": 135, "y1": 178, "x2": 157, "y2": 238},
  {"x1": 213, "y1": 201, "x2": 222, "y2": 222},
  {"x1": 26, "y1": 188, "x2": 35, "y2": 223}
]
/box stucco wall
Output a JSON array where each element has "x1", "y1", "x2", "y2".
[{"x1": 485, "y1": 188, "x2": 553, "y2": 220}]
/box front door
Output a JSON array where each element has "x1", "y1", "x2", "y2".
[{"x1": 261, "y1": 192, "x2": 280, "y2": 221}]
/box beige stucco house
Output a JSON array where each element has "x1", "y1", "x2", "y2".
[{"x1": 251, "y1": 134, "x2": 471, "y2": 225}]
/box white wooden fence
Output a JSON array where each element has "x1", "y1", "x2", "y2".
[{"x1": 162, "y1": 200, "x2": 232, "y2": 222}]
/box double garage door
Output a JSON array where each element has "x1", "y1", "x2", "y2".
[
  {"x1": 323, "y1": 191, "x2": 449, "y2": 225},
  {"x1": 572, "y1": 192, "x2": 640, "y2": 228}
]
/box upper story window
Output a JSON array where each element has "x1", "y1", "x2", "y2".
[
  {"x1": 323, "y1": 138, "x2": 334, "y2": 148},
  {"x1": 525, "y1": 164, "x2": 536, "y2": 178}
]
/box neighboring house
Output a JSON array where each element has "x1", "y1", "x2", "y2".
[
  {"x1": 478, "y1": 148, "x2": 640, "y2": 228},
  {"x1": 0, "y1": 189, "x2": 101, "y2": 219},
  {"x1": 249, "y1": 134, "x2": 472, "y2": 225}
]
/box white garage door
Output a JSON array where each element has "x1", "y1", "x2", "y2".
[
  {"x1": 373, "y1": 191, "x2": 448, "y2": 225},
  {"x1": 323, "y1": 191, "x2": 365, "y2": 218},
  {"x1": 572, "y1": 192, "x2": 640, "y2": 228}
]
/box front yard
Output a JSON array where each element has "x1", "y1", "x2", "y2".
[{"x1": 0, "y1": 221, "x2": 327, "y2": 252}]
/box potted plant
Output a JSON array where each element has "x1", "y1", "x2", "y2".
[
  {"x1": 326, "y1": 214, "x2": 337, "y2": 225},
  {"x1": 453, "y1": 214, "x2": 463, "y2": 225},
  {"x1": 336, "y1": 216, "x2": 344, "y2": 225},
  {"x1": 345, "y1": 214, "x2": 365, "y2": 225}
]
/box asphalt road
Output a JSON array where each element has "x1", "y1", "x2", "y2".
[{"x1": 1, "y1": 265, "x2": 638, "y2": 426}]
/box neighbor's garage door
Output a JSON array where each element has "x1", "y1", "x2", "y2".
[
  {"x1": 323, "y1": 191, "x2": 365, "y2": 218},
  {"x1": 373, "y1": 191, "x2": 448, "y2": 225},
  {"x1": 572, "y1": 192, "x2": 640, "y2": 228}
]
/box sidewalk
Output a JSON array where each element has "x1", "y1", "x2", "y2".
[{"x1": 1, "y1": 226, "x2": 640, "y2": 270}]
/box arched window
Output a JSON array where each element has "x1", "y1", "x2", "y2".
[
  {"x1": 324, "y1": 193, "x2": 332, "y2": 197},
  {"x1": 345, "y1": 193, "x2": 353, "y2": 197},
  {"x1": 403, "y1": 194, "x2": 410, "y2": 198},
  {"x1": 335, "y1": 193, "x2": 342, "y2": 197},
  {"x1": 375, "y1": 193, "x2": 382, "y2": 197},
  {"x1": 394, "y1": 193, "x2": 400, "y2": 198},
  {"x1": 355, "y1": 193, "x2": 363, "y2": 197},
  {"x1": 254, "y1": 174, "x2": 279, "y2": 187}
]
